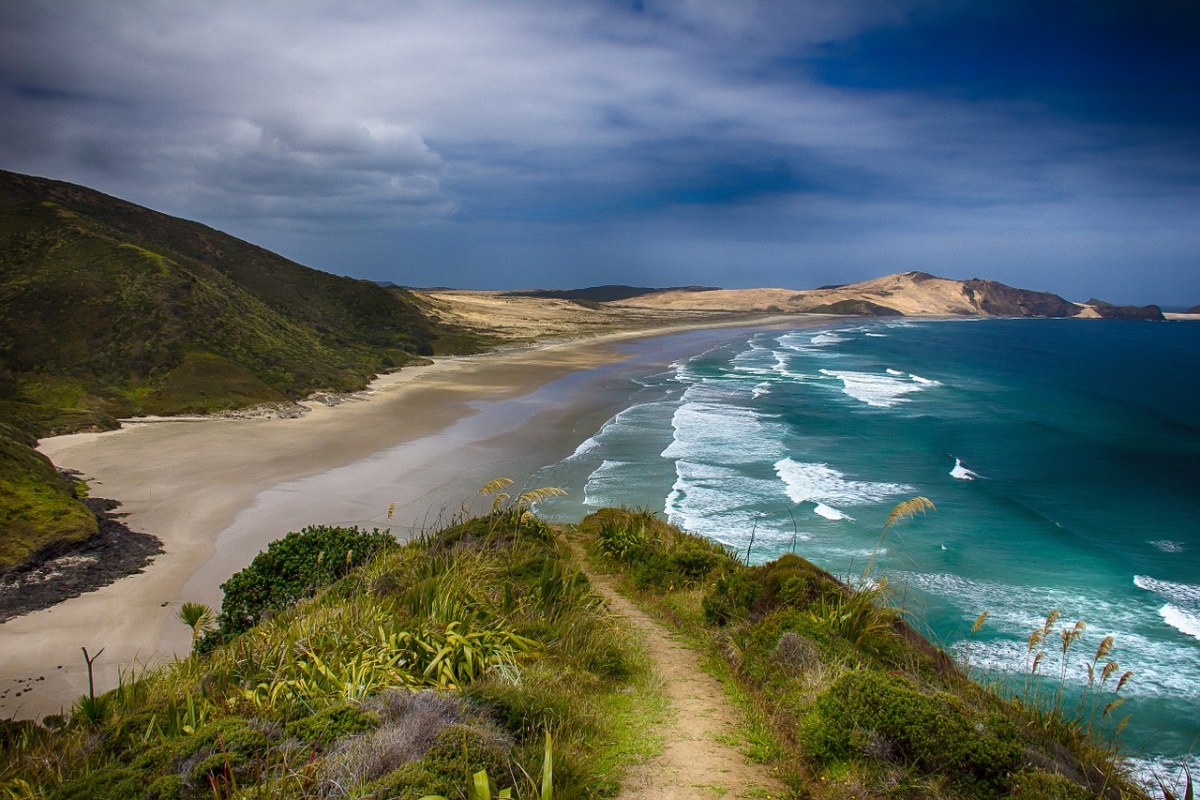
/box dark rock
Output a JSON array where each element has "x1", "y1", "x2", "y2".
[
  {"x1": 0, "y1": 499, "x2": 163, "y2": 623},
  {"x1": 1089, "y1": 304, "x2": 1165, "y2": 320},
  {"x1": 960, "y1": 279, "x2": 1081, "y2": 317},
  {"x1": 809, "y1": 299, "x2": 903, "y2": 316}
]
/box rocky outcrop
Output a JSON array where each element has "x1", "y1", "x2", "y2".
[
  {"x1": 960, "y1": 279, "x2": 1081, "y2": 317},
  {"x1": 808, "y1": 299, "x2": 903, "y2": 316},
  {"x1": 1087, "y1": 303, "x2": 1165, "y2": 320}
]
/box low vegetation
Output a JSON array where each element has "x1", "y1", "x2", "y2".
[
  {"x1": 577, "y1": 506, "x2": 1150, "y2": 800},
  {"x1": 0, "y1": 499, "x2": 655, "y2": 799},
  {"x1": 0, "y1": 494, "x2": 1159, "y2": 798},
  {"x1": 0, "y1": 423, "x2": 97, "y2": 573}
]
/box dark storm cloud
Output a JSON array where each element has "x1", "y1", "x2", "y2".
[{"x1": 1, "y1": 0, "x2": 1196, "y2": 302}]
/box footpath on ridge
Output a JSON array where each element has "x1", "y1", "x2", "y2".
[{"x1": 571, "y1": 541, "x2": 785, "y2": 800}]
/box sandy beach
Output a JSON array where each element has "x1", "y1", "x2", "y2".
[{"x1": 0, "y1": 316, "x2": 818, "y2": 720}]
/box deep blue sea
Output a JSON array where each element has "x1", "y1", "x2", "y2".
[{"x1": 534, "y1": 318, "x2": 1200, "y2": 778}]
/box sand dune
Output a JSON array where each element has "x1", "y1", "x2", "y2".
[{"x1": 610, "y1": 271, "x2": 1082, "y2": 317}]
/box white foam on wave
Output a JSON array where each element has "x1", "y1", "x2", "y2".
[
  {"x1": 774, "y1": 458, "x2": 913, "y2": 520},
  {"x1": 752, "y1": 382, "x2": 771, "y2": 399},
  {"x1": 1127, "y1": 754, "x2": 1200, "y2": 798},
  {"x1": 811, "y1": 332, "x2": 848, "y2": 346},
  {"x1": 1148, "y1": 540, "x2": 1186, "y2": 553},
  {"x1": 818, "y1": 369, "x2": 930, "y2": 408},
  {"x1": 1159, "y1": 605, "x2": 1200, "y2": 641},
  {"x1": 1135, "y1": 575, "x2": 1200, "y2": 642},
  {"x1": 582, "y1": 459, "x2": 632, "y2": 507},
  {"x1": 814, "y1": 503, "x2": 854, "y2": 521},
  {"x1": 731, "y1": 341, "x2": 778, "y2": 379},
  {"x1": 886, "y1": 368, "x2": 904, "y2": 376},
  {"x1": 909, "y1": 373, "x2": 939, "y2": 385},
  {"x1": 770, "y1": 351, "x2": 808, "y2": 380},
  {"x1": 895, "y1": 569, "x2": 1200, "y2": 698},
  {"x1": 777, "y1": 329, "x2": 853, "y2": 355},
  {"x1": 664, "y1": 459, "x2": 787, "y2": 546},
  {"x1": 663, "y1": 386, "x2": 785, "y2": 465},
  {"x1": 949, "y1": 457, "x2": 979, "y2": 480},
  {"x1": 566, "y1": 435, "x2": 601, "y2": 460},
  {"x1": 865, "y1": 332, "x2": 887, "y2": 337},
  {"x1": 1135, "y1": 575, "x2": 1200, "y2": 606}
]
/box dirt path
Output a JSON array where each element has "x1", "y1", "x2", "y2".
[{"x1": 577, "y1": 549, "x2": 785, "y2": 799}]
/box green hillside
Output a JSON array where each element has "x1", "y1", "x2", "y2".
[
  {"x1": 0, "y1": 506, "x2": 1151, "y2": 799},
  {"x1": 0, "y1": 169, "x2": 487, "y2": 423},
  {"x1": 0, "y1": 169, "x2": 488, "y2": 574},
  {"x1": 0, "y1": 422, "x2": 97, "y2": 572}
]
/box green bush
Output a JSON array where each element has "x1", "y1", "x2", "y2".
[
  {"x1": 700, "y1": 554, "x2": 845, "y2": 626},
  {"x1": 702, "y1": 570, "x2": 759, "y2": 625},
  {"x1": 285, "y1": 703, "x2": 378, "y2": 745},
  {"x1": 802, "y1": 669, "x2": 1023, "y2": 797},
  {"x1": 145, "y1": 774, "x2": 185, "y2": 800},
  {"x1": 596, "y1": 516, "x2": 651, "y2": 562},
  {"x1": 755, "y1": 553, "x2": 841, "y2": 611},
  {"x1": 49, "y1": 766, "x2": 144, "y2": 800},
  {"x1": 215, "y1": 525, "x2": 397, "y2": 637},
  {"x1": 1010, "y1": 769, "x2": 1096, "y2": 800},
  {"x1": 469, "y1": 666, "x2": 581, "y2": 741}
]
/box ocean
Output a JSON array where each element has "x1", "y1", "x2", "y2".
[{"x1": 533, "y1": 317, "x2": 1200, "y2": 777}]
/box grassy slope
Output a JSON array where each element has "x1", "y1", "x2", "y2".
[
  {"x1": 0, "y1": 509, "x2": 1154, "y2": 799},
  {"x1": 0, "y1": 512, "x2": 658, "y2": 800},
  {"x1": 0, "y1": 169, "x2": 492, "y2": 574},
  {"x1": 0, "y1": 169, "x2": 468, "y2": 420},
  {"x1": 0, "y1": 423, "x2": 97, "y2": 573},
  {"x1": 577, "y1": 508, "x2": 1149, "y2": 800}
]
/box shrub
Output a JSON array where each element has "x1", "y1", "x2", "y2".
[
  {"x1": 803, "y1": 669, "x2": 1023, "y2": 797},
  {"x1": 701, "y1": 554, "x2": 845, "y2": 626},
  {"x1": 596, "y1": 516, "x2": 651, "y2": 562},
  {"x1": 145, "y1": 774, "x2": 185, "y2": 800},
  {"x1": 285, "y1": 703, "x2": 378, "y2": 745},
  {"x1": 48, "y1": 766, "x2": 145, "y2": 800},
  {"x1": 215, "y1": 525, "x2": 397, "y2": 637},
  {"x1": 1010, "y1": 769, "x2": 1096, "y2": 800},
  {"x1": 702, "y1": 570, "x2": 759, "y2": 625}
]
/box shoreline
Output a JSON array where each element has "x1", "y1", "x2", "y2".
[{"x1": 2, "y1": 314, "x2": 824, "y2": 721}]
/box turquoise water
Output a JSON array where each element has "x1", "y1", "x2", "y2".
[{"x1": 534, "y1": 318, "x2": 1200, "y2": 776}]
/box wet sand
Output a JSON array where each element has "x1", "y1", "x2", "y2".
[{"x1": 0, "y1": 318, "x2": 820, "y2": 720}]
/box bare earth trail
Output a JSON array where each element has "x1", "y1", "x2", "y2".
[{"x1": 573, "y1": 545, "x2": 785, "y2": 800}]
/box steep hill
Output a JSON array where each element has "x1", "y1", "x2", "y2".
[
  {"x1": 0, "y1": 169, "x2": 482, "y2": 575},
  {"x1": 0, "y1": 169, "x2": 484, "y2": 425},
  {"x1": 613, "y1": 271, "x2": 1085, "y2": 317}
]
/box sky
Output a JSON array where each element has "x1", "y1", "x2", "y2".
[{"x1": 2, "y1": 1, "x2": 1198, "y2": 304}]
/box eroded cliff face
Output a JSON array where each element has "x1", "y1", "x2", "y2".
[
  {"x1": 959, "y1": 279, "x2": 1081, "y2": 317},
  {"x1": 1077, "y1": 299, "x2": 1166, "y2": 320}
]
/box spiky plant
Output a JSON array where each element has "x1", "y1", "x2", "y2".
[{"x1": 178, "y1": 602, "x2": 215, "y2": 645}]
